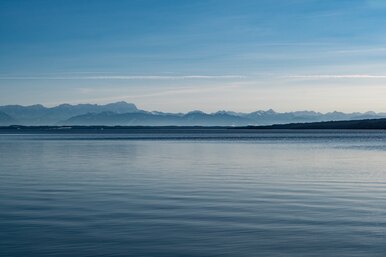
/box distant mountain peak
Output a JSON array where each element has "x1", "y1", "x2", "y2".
[
  {"x1": 103, "y1": 102, "x2": 138, "y2": 113},
  {"x1": 111, "y1": 101, "x2": 131, "y2": 105},
  {"x1": 186, "y1": 110, "x2": 205, "y2": 115},
  {"x1": 1, "y1": 101, "x2": 385, "y2": 126},
  {"x1": 265, "y1": 109, "x2": 276, "y2": 114}
]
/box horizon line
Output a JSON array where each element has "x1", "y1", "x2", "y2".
[{"x1": 0, "y1": 101, "x2": 384, "y2": 115}]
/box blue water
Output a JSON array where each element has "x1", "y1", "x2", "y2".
[{"x1": 1, "y1": 130, "x2": 386, "y2": 256}]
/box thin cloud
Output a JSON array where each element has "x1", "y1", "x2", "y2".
[
  {"x1": 331, "y1": 47, "x2": 386, "y2": 54},
  {"x1": 61, "y1": 84, "x2": 243, "y2": 106},
  {"x1": 288, "y1": 74, "x2": 386, "y2": 79},
  {"x1": 0, "y1": 75, "x2": 246, "y2": 80}
]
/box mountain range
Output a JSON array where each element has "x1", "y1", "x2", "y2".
[{"x1": 0, "y1": 101, "x2": 386, "y2": 126}]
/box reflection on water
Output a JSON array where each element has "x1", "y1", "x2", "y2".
[{"x1": 1, "y1": 130, "x2": 386, "y2": 256}]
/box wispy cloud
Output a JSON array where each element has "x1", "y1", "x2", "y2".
[
  {"x1": 331, "y1": 47, "x2": 386, "y2": 54},
  {"x1": 61, "y1": 84, "x2": 243, "y2": 106},
  {"x1": 287, "y1": 74, "x2": 386, "y2": 79},
  {"x1": 0, "y1": 75, "x2": 245, "y2": 80}
]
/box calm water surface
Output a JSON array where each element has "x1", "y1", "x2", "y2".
[{"x1": 1, "y1": 130, "x2": 386, "y2": 256}]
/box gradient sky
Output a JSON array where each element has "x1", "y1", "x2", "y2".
[{"x1": 1, "y1": 0, "x2": 386, "y2": 112}]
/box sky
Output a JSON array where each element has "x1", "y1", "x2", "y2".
[{"x1": 1, "y1": 0, "x2": 386, "y2": 112}]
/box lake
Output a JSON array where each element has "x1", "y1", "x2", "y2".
[{"x1": 1, "y1": 129, "x2": 386, "y2": 256}]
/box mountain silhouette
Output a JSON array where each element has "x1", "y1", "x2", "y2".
[
  {"x1": 0, "y1": 111, "x2": 15, "y2": 125},
  {"x1": 1, "y1": 101, "x2": 386, "y2": 126},
  {"x1": 0, "y1": 102, "x2": 138, "y2": 125}
]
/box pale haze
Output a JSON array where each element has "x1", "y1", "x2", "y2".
[{"x1": 1, "y1": 0, "x2": 386, "y2": 112}]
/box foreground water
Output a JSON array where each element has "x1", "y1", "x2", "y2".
[{"x1": 1, "y1": 130, "x2": 386, "y2": 256}]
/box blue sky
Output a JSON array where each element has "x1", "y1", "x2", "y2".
[{"x1": 1, "y1": 0, "x2": 386, "y2": 112}]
